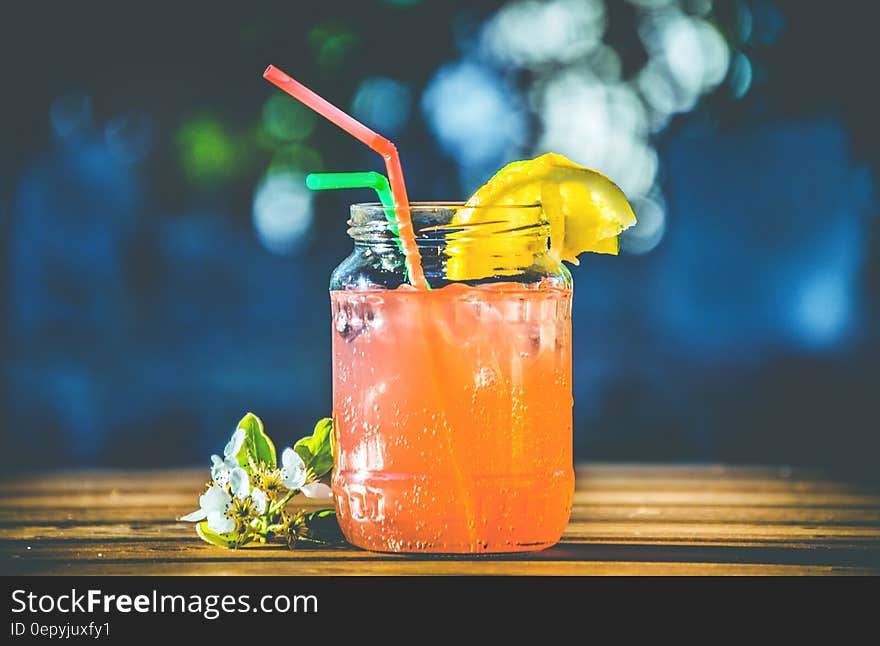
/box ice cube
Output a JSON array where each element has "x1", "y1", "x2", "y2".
[
  {"x1": 334, "y1": 298, "x2": 365, "y2": 342},
  {"x1": 434, "y1": 288, "x2": 486, "y2": 348},
  {"x1": 509, "y1": 322, "x2": 542, "y2": 363},
  {"x1": 333, "y1": 294, "x2": 386, "y2": 342},
  {"x1": 361, "y1": 294, "x2": 385, "y2": 331}
]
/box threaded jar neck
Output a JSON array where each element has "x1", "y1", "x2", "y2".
[{"x1": 348, "y1": 202, "x2": 551, "y2": 251}]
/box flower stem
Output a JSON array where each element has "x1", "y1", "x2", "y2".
[{"x1": 268, "y1": 489, "x2": 297, "y2": 516}]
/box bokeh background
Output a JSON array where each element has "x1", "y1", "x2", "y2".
[{"x1": 3, "y1": 1, "x2": 877, "y2": 473}]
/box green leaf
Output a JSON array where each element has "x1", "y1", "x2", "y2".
[
  {"x1": 329, "y1": 415, "x2": 336, "y2": 458},
  {"x1": 303, "y1": 509, "x2": 346, "y2": 544},
  {"x1": 235, "y1": 412, "x2": 277, "y2": 469},
  {"x1": 293, "y1": 417, "x2": 334, "y2": 477},
  {"x1": 196, "y1": 521, "x2": 236, "y2": 549}
]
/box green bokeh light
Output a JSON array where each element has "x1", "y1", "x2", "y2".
[
  {"x1": 176, "y1": 116, "x2": 238, "y2": 186},
  {"x1": 308, "y1": 22, "x2": 359, "y2": 71},
  {"x1": 269, "y1": 143, "x2": 324, "y2": 175},
  {"x1": 261, "y1": 94, "x2": 317, "y2": 142}
]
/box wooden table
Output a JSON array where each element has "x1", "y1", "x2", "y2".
[{"x1": 2, "y1": 464, "x2": 879, "y2": 575}]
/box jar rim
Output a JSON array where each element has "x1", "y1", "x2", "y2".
[
  {"x1": 351, "y1": 201, "x2": 542, "y2": 212},
  {"x1": 349, "y1": 202, "x2": 547, "y2": 227}
]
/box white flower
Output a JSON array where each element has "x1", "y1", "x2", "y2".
[
  {"x1": 225, "y1": 427, "x2": 246, "y2": 458},
  {"x1": 181, "y1": 434, "x2": 252, "y2": 533},
  {"x1": 280, "y1": 447, "x2": 306, "y2": 489},
  {"x1": 251, "y1": 488, "x2": 268, "y2": 514},
  {"x1": 210, "y1": 428, "x2": 246, "y2": 486},
  {"x1": 230, "y1": 468, "x2": 250, "y2": 501},
  {"x1": 280, "y1": 447, "x2": 333, "y2": 500},
  {"x1": 180, "y1": 485, "x2": 235, "y2": 534},
  {"x1": 302, "y1": 481, "x2": 332, "y2": 499}
]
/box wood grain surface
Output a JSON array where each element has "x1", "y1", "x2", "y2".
[{"x1": 2, "y1": 464, "x2": 878, "y2": 575}]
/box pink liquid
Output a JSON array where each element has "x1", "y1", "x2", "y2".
[{"x1": 331, "y1": 283, "x2": 574, "y2": 553}]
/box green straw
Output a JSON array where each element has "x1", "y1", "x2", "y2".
[
  {"x1": 306, "y1": 171, "x2": 397, "y2": 231},
  {"x1": 306, "y1": 171, "x2": 431, "y2": 288}
]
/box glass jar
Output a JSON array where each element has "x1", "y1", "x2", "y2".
[{"x1": 330, "y1": 203, "x2": 574, "y2": 553}]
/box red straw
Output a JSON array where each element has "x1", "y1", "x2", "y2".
[{"x1": 263, "y1": 65, "x2": 428, "y2": 290}]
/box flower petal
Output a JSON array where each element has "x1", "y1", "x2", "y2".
[
  {"x1": 206, "y1": 511, "x2": 235, "y2": 534},
  {"x1": 179, "y1": 508, "x2": 207, "y2": 522},
  {"x1": 301, "y1": 482, "x2": 333, "y2": 500},
  {"x1": 251, "y1": 488, "x2": 268, "y2": 514},
  {"x1": 230, "y1": 468, "x2": 250, "y2": 500},
  {"x1": 281, "y1": 447, "x2": 306, "y2": 489},
  {"x1": 224, "y1": 428, "x2": 246, "y2": 460},
  {"x1": 210, "y1": 455, "x2": 232, "y2": 486},
  {"x1": 200, "y1": 485, "x2": 232, "y2": 513},
  {"x1": 282, "y1": 446, "x2": 304, "y2": 471}
]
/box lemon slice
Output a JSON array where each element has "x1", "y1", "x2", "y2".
[{"x1": 447, "y1": 153, "x2": 637, "y2": 280}]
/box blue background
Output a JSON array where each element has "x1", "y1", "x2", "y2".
[{"x1": 2, "y1": 1, "x2": 877, "y2": 472}]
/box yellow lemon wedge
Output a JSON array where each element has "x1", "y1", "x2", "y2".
[{"x1": 446, "y1": 153, "x2": 637, "y2": 281}]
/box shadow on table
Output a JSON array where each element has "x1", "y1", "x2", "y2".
[{"x1": 266, "y1": 537, "x2": 879, "y2": 568}]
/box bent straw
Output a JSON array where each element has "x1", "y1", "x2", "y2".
[
  {"x1": 306, "y1": 172, "x2": 433, "y2": 289},
  {"x1": 306, "y1": 171, "x2": 402, "y2": 253},
  {"x1": 307, "y1": 169, "x2": 398, "y2": 235},
  {"x1": 306, "y1": 171, "x2": 395, "y2": 210},
  {"x1": 263, "y1": 65, "x2": 428, "y2": 290}
]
